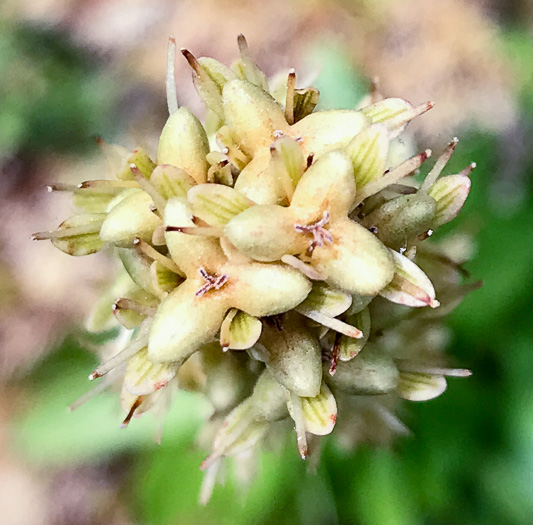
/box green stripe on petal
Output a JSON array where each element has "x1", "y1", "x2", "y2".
[
  {"x1": 124, "y1": 348, "x2": 178, "y2": 396},
  {"x1": 397, "y1": 371, "x2": 447, "y2": 401},
  {"x1": 297, "y1": 282, "x2": 352, "y2": 318},
  {"x1": 221, "y1": 309, "x2": 262, "y2": 350},
  {"x1": 150, "y1": 261, "x2": 181, "y2": 297},
  {"x1": 188, "y1": 184, "x2": 253, "y2": 227},
  {"x1": 150, "y1": 165, "x2": 196, "y2": 200},
  {"x1": 287, "y1": 382, "x2": 337, "y2": 436},
  {"x1": 46, "y1": 213, "x2": 106, "y2": 256},
  {"x1": 428, "y1": 174, "x2": 471, "y2": 228},
  {"x1": 339, "y1": 307, "x2": 371, "y2": 362},
  {"x1": 345, "y1": 124, "x2": 389, "y2": 189},
  {"x1": 380, "y1": 249, "x2": 439, "y2": 308}
]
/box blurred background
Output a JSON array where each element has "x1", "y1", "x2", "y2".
[{"x1": 1, "y1": 0, "x2": 533, "y2": 523}]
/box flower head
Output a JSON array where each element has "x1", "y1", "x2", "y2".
[{"x1": 34, "y1": 35, "x2": 477, "y2": 502}]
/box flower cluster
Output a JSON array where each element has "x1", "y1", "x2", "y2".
[{"x1": 34, "y1": 36, "x2": 477, "y2": 501}]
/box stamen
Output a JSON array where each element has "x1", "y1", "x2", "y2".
[
  {"x1": 371, "y1": 401, "x2": 411, "y2": 436},
  {"x1": 296, "y1": 307, "x2": 363, "y2": 338},
  {"x1": 196, "y1": 267, "x2": 229, "y2": 297},
  {"x1": 395, "y1": 359, "x2": 472, "y2": 377},
  {"x1": 180, "y1": 48, "x2": 202, "y2": 74},
  {"x1": 78, "y1": 179, "x2": 139, "y2": 192},
  {"x1": 420, "y1": 137, "x2": 459, "y2": 192},
  {"x1": 352, "y1": 149, "x2": 432, "y2": 208},
  {"x1": 68, "y1": 372, "x2": 117, "y2": 411},
  {"x1": 121, "y1": 396, "x2": 144, "y2": 428},
  {"x1": 285, "y1": 68, "x2": 296, "y2": 125},
  {"x1": 289, "y1": 392, "x2": 308, "y2": 460},
  {"x1": 294, "y1": 211, "x2": 334, "y2": 248},
  {"x1": 165, "y1": 225, "x2": 223, "y2": 237},
  {"x1": 329, "y1": 332, "x2": 342, "y2": 376},
  {"x1": 113, "y1": 298, "x2": 157, "y2": 317},
  {"x1": 130, "y1": 164, "x2": 167, "y2": 214},
  {"x1": 166, "y1": 37, "x2": 179, "y2": 115},
  {"x1": 32, "y1": 223, "x2": 103, "y2": 240},
  {"x1": 281, "y1": 254, "x2": 326, "y2": 280},
  {"x1": 89, "y1": 335, "x2": 148, "y2": 380},
  {"x1": 458, "y1": 162, "x2": 477, "y2": 177},
  {"x1": 133, "y1": 238, "x2": 183, "y2": 275},
  {"x1": 220, "y1": 309, "x2": 238, "y2": 350},
  {"x1": 370, "y1": 76, "x2": 383, "y2": 104},
  {"x1": 387, "y1": 101, "x2": 435, "y2": 131},
  {"x1": 46, "y1": 183, "x2": 78, "y2": 192},
  {"x1": 199, "y1": 458, "x2": 221, "y2": 505}
]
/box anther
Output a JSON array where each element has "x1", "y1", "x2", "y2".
[
  {"x1": 294, "y1": 211, "x2": 334, "y2": 248},
  {"x1": 196, "y1": 267, "x2": 229, "y2": 297}
]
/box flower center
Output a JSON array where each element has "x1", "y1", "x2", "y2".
[
  {"x1": 196, "y1": 267, "x2": 229, "y2": 297},
  {"x1": 294, "y1": 211, "x2": 334, "y2": 249}
]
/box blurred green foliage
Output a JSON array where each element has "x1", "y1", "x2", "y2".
[
  {"x1": 0, "y1": 22, "x2": 118, "y2": 159},
  {"x1": 9, "y1": 20, "x2": 533, "y2": 525}
]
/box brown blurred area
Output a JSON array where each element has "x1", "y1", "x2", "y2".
[{"x1": 0, "y1": 0, "x2": 526, "y2": 523}]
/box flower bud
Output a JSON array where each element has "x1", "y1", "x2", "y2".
[
  {"x1": 100, "y1": 190, "x2": 162, "y2": 247},
  {"x1": 223, "y1": 79, "x2": 289, "y2": 156},
  {"x1": 311, "y1": 218, "x2": 395, "y2": 295},
  {"x1": 291, "y1": 110, "x2": 368, "y2": 158},
  {"x1": 224, "y1": 205, "x2": 305, "y2": 262},
  {"x1": 157, "y1": 107, "x2": 210, "y2": 184},
  {"x1": 362, "y1": 193, "x2": 437, "y2": 250},
  {"x1": 260, "y1": 313, "x2": 322, "y2": 397},
  {"x1": 326, "y1": 345, "x2": 399, "y2": 395}
]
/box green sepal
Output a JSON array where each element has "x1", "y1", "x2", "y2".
[
  {"x1": 100, "y1": 190, "x2": 162, "y2": 247},
  {"x1": 397, "y1": 371, "x2": 447, "y2": 401},
  {"x1": 428, "y1": 174, "x2": 471, "y2": 228},
  {"x1": 261, "y1": 313, "x2": 322, "y2": 397},
  {"x1": 188, "y1": 184, "x2": 253, "y2": 227},
  {"x1": 117, "y1": 147, "x2": 156, "y2": 180},
  {"x1": 326, "y1": 345, "x2": 399, "y2": 395},
  {"x1": 124, "y1": 348, "x2": 178, "y2": 396},
  {"x1": 338, "y1": 307, "x2": 371, "y2": 361},
  {"x1": 50, "y1": 213, "x2": 106, "y2": 256},
  {"x1": 287, "y1": 381, "x2": 337, "y2": 435},
  {"x1": 150, "y1": 165, "x2": 196, "y2": 200}
]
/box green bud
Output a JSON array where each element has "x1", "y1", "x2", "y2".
[
  {"x1": 100, "y1": 190, "x2": 162, "y2": 247},
  {"x1": 311, "y1": 218, "x2": 395, "y2": 295},
  {"x1": 34, "y1": 213, "x2": 106, "y2": 256},
  {"x1": 362, "y1": 193, "x2": 437, "y2": 249},
  {"x1": 224, "y1": 205, "x2": 305, "y2": 262},
  {"x1": 338, "y1": 307, "x2": 371, "y2": 361},
  {"x1": 326, "y1": 345, "x2": 399, "y2": 395},
  {"x1": 223, "y1": 79, "x2": 289, "y2": 156},
  {"x1": 157, "y1": 107, "x2": 210, "y2": 184},
  {"x1": 201, "y1": 343, "x2": 255, "y2": 413},
  {"x1": 261, "y1": 313, "x2": 322, "y2": 397},
  {"x1": 291, "y1": 110, "x2": 368, "y2": 157}
]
